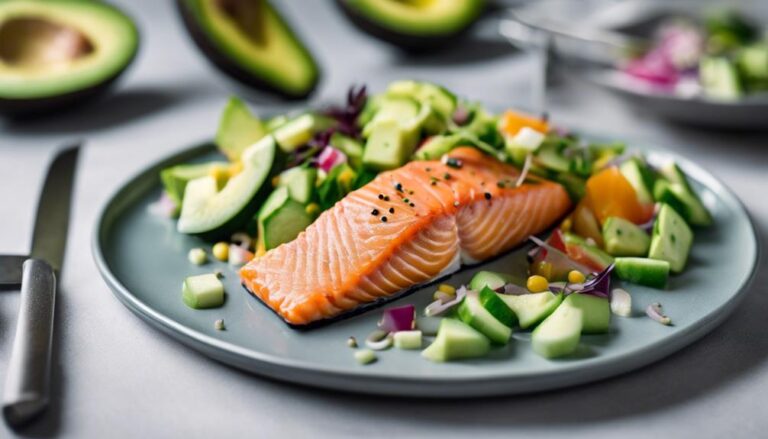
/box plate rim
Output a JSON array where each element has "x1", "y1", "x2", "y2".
[{"x1": 91, "y1": 138, "x2": 761, "y2": 396}]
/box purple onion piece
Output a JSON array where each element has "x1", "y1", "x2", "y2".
[
  {"x1": 378, "y1": 304, "x2": 415, "y2": 333},
  {"x1": 424, "y1": 286, "x2": 467, "y2": 317},
  {"x1": 452, "y1": 105, "x2": 470, "y2": 126},
  {"x1": 646, "y1": 302, "x2": 672, "y2": 325}
]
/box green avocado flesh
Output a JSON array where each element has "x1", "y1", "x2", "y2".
[
  {"x1": 177, "y1": 136, "x2": 282, "y2": 239},
  {"x1": 161, "y1": 161, "x2": 228, "y2": 207},
  {"x1": 421, "y1": 318, "x2": 490, "y2": 362},
  {"x1": 216, "y1": 97, "x2": 266, "y2": 161},
  {"x1": 342, "y1": 0, "x2": 485, "y2": 36},
  {"x1": 181, "y1": 0, "x2": 319, "y2": 98},
  {"x1": 0, "y1": 0, "x2": 138, "y2": 100}
]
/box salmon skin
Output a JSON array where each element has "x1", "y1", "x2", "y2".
[{"x1": 240, "y1": 147, "x2": 572, "y2": 327}]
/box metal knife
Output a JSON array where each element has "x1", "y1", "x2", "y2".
[{"x1": 0, "y1": 145, "x2": 79, "y2": 428}]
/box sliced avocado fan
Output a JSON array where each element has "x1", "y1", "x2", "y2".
[{"x1": 177, "y1": 0, "x2": 320, "y2": 99}]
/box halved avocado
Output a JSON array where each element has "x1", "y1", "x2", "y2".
[
  {"x1": 336, "y1": 0, "x2": 486, "y2": 51},
  {"x1": 177, "y1": 0, "x2": 320, "y2": 100},
  {"x1": 0, "y1": 0, "x2": 139, "y2": 117}
]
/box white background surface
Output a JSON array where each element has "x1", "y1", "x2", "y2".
[{"x1": 1, "y1": 1, "x2": 767, "y2": 437}]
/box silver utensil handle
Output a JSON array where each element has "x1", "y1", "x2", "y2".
[{"x1": 3, "y1": 259, "x2": 56, "y2": 427}]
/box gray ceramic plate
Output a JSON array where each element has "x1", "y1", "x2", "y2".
[{"x1": 93, "y1": 140, "x2": 758, "y2": 397}]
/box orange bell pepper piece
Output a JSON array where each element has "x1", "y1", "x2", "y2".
[
  {"x1": 586, "y1": 167, "x2": 651, "y2": 225},
  {"x1": 499, "y1": 110, "x2": 549, "y2": 137}
]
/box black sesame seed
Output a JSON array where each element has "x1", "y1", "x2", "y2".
[
  {"x1": 394, "y1": 182, "x2": 403, "y2": 192},
  {"x1": 409, "y1": 203, "x2": 415, "y2": 207},
  {"x1": 484, "y1": 192, "x2": 492, "y2": 200},
  {"x1": 430, "y1": 181, "x2": 437, "y2": 186},
  {"x1": 378, "y1": 194, "x2": 384, "y2": 200},
  {"x1": 371, "y1": 209, "x2": 379, "y2": 215},
  {"x1": 409, "y1": 190, "x2": 414, "y2": 195},
  {"x1": 381, "y1": 216, "x2": 388, "y2": 222},
  {"x1": 389, "y1": 207, "x2": 394, "y2": 214},
  {"x1": 403, "y1": 198, "x2": 410, "y2": 203},
  {"x1": 444, "y1": 173, "x2": 452, "y2": 180},
  {"x1": 444, "y1": 157, "x2": 463, "y2": 169},
  {"x1": 383, "y1": 195, "x2": 390, "y2": 201}
]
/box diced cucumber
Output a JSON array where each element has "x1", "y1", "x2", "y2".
[
  {"x1": 498, "y1": 291, "x2": 563, "y2": 329},
  {"x1": 738, "y1": 45, "x2": 768, "y2": 80},
  {"x1": 658, "y1": 162, "x2": 712, "y2": 227},
  {"x1": 614, "y1": 257, "x2": 670, "y2": 289},
  {"x1": 272, "y1": 114, "x2": 326, "y2": 152},
  {"x1": 278, "y1": 166, "x2": 317, "y2": 204},
  {"x1": 414, "y1": 134, "x2": 462, "y2": 161},
  {"x1": 362, "y1": 119, "x2": 418, "y2": 170},
  {"x1": 563, "y1": 293, "x2": 610, "y2": 334},
  {"x1": 421, "y1": 318, "x2": 491, "y2": 362},
  {"x1": 354, "y1": 349, "x2": 377, "y2": 365},
  {"x1": 649, "y1": 204, "x2": 693, "y2": 273},
  {"x1": 215, "y1": 97, "x2": 266, "y2": 161},
  {"x1": 182, "y1": 273, "x2": 224, "y2": 309},
  {"x1": 653, "y1": 179, "x2": 691, "y2": 221},
  {"x1": 531, "y1": 303, "x2": 582, "y2": 359},
  {"x1": 700, "y1": 56, "x2": 743, "y2": 100},
  {"x1": 619, "y1": 157, "x2": 655, "y2": 204},
  {"x1": 362, "y1": 96, "x2": 421, "y2": 137},
  {"x1": 393, "y1": 330, "x2": 423, "y2": 350},
  {"x1": 330, "y1": 132, "x2": 364, "y2": 169},
  {"x1": 534, "y1": 140, "x2": 570, "y2": 173},
  {"x1": 602, "y1": 216, "x2": 651, "y2": 257},
  {"x1": 479, "y1": 287, "x2": 517, "y2": 327},
  {"x1": 469, "y1": 270, "x2": 513, "y2": 292},
  {"x1": 257, "y1": 186, "x2": 314, "y2": 250},
  {"x1": 386, "y1": 80, "x2": 457, "y2": 118},
  {"x1": 457, "y1": 291, "x2": 512, "y2": 345}
]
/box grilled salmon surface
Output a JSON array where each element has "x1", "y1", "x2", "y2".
[{"x1": 240, "y1": 147, "x2": 572, "y2": 326}]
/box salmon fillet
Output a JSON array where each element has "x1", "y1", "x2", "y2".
[{"x1": 240, "y1": 147, "x2": 571, "y2": 326}]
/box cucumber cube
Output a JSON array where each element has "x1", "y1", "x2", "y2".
[
  {"x1": 498, "y1": 291, "x2": 563, "y2": 329},
  {"x1": 649, "y1": 204, "x2": 694, "y2": 273},
  {"x1": 182, "y1": 273, "x2": 224, "y2": 309},
  {"x1": 532, "y1": 303, "x2": 582, "y2": 359},
  {"x1": 393, "y1": 330, "x2": 423, "y2": 350},
  {"x1": 458, "y1": 291, "x2": 512, "y2": 345},
  {"x1": 421, "y1": 319, "x2": 491, "y2": 362},
  {"x1": 614, "y1": 257, "x2": 670, "y2": 289},
  {"x1": 602, "y1": 216, "x2": 651, "y2": 257}
]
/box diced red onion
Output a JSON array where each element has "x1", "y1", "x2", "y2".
[
  {"x1": 611, "y1": 288, "x2": 632, "y2": 317},
  {"x1": 148, "y1": 192, "x2": 178, "y2": 218},
  {"x1": 377, "y1": 305, "x2": 415, "y2": 333},
  {"x1": 365, "y1": 330, "x2": 393, "y2": 350},
  {"x1": 231, "y1": 232, "x2": 252, "y2": 250},
  {"x1": 452, "y1": 106, "x2": 470, "y2": 126},
  {"x1": 646, "y1": 302, "x2": 672, "y2": 325},
  {"x1": 228, "y1": 244, "x2": 254, "y2": 266},
  {"x1": 317, "y1": 146, "x2": 347, "y2": 173},
  {"x1": 424, "y1": 286, "x2": 468, "y2": 317}
]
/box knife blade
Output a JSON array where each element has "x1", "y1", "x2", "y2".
[{"x1": 3, "y1": 144, "x2": 79, "y2": 428}]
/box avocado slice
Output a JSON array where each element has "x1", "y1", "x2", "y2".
[
  {"x1": 0, "y1": 0, "x2": 139, "y2": 116},
  {"x1": 216, "y1": 97, "x2": 266, "y2": 161},
  {"x1": 177, "y1": 0, "x2": 320, "y2": 99},
  {"x1": 178, "y1": 136, "x2": 283, "y2": 240},
  {"x1": 337, "y1": 0, "x2": 486, "y2": 51}
]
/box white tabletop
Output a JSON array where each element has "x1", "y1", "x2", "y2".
[{"x1": 1, "y1": 1, "x2": 767, "y2": 437}]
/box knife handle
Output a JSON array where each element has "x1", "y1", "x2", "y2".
[{"x1": 3, "y1": 259, "x2": 56, "y2": 427}]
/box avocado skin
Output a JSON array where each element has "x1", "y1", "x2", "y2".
[
  {"x1": 334, "y1": 0, "x2": 484, "y2": 52},
  {"x1": 0, "y1": 67, "x2": 133, "y2": 119},
  {"x1": 175, "y1": 0, "x2": 319, "y2": 101}
]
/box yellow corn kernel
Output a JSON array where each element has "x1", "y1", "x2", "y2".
[
  {"x1": 437, "y1": 284, "x2": 456, "y2": 295},
  {"x1": 527, "y1": 275, "x2": 549, "y2": 293},
  {"x1": 338, "y1": 168, "x2": 355, "y2": 189},
  {"x1": 568, "y1": 270, "x2": 586, "y2": 284},
  {"x1": 228, "y1": 161, "x2": 243, "y2": 177},
  {"x1": 212, "y1": 242, "x2": 229, "y2": 261},
  {"x1": 209, "y1": 165, "x2": 229, "y2": 190},
  {"x1": 561, "y1": 217, "x2": 573, "y2": 232},
  {"x1": 305, "y1": 203, "x2": 320, "y2": 216},
  {"x1": 533, "y1": 260, "x2": 553, "y2": 280}
]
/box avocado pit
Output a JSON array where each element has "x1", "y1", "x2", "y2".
[{"x1": 0, "y1": 17, "x2": 93, "y2": 68}]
